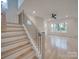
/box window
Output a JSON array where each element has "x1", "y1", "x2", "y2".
[
  {"x1": 1, "y1": 0, "x2": 8, "y2": 9},
  {"x1": 18, "y1": 0, "x2": 24, "y2": 8},
  {"x1": 51, "y1": 23, "x2": 67, "y2": 32},
  {"x1": 27, "y1": 20, "x2": 32, "y2": 26}
]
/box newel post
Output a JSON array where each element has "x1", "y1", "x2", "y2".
[{"x1": 41, "y1": 32, "x2": 45, "y2": 59}]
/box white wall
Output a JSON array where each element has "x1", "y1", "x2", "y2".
[
  {"x1": 33, "y1": 16, "x2": 44, "y2": 32},
  {"x1": 6, "y1": 0, "x2": 18, "y2": 23},
  {"x1": 27, "y1": 15, "x2": 44, "y2": 32}
]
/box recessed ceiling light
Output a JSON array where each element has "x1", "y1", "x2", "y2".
[
  {"x1": 48, "y1": 19, "x2": 51, "y2": 22},
  {"x1": 33, "y1": 11, "x2": 36, "y2": 14},
  {"x1": 65, "y1": 16, "x2": 69, "y2": 18}
]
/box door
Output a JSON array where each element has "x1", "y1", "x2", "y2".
[
  {"x1": 18, "y1": 11, "x2": 24, "y2": 25},
  {"x1": 1, "y1": 12, "x2": 7, "y2": 32}
]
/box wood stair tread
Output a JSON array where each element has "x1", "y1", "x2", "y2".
[
  {"x1": 4, "y1": 27, "x2": 24, "y2": 32},
  {"x1": 2, "y1": 36, "x2": 27, "y2": 42},
  {"x1": 2, "y1": 42, "x2": 30, "y2": 59},
  {"x1": 17, "y1": 50, "x2": 36, "y2": 59},
  {"x1": 1, "y1": 35, "x2": 27, "y2": 43},
  {"x1": 1, "y1": 41, "x2": 29, "y2": 52},
  {"x1": 7, "y1": 25, "x2": 23, "y2": 28},
  {"x1": 2, "y1": 38, "x2": 28, "y2": 47},
  {"x1": 2, "y1": 32, "x2": 26, "y2": 39},
  {"x1": 31, "y1": 56, "x2": 37, "y2": 59},
  {"x1": 16, "y1": 47, "x2": 33, "y2": 59},
  {"x1": 4, "y1": 46, "x2": 32, "y2": 59}
]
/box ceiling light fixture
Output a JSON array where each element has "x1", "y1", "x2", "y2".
[
  {"x1": 65, "y1": 16, "x2": 69, "y2": 18},
  {"x1": 52, "y1": 13, "x2": 56, "y2": 19},
  {"x1": 33, "y1": 11, "x2": 36, "y2": 14}
]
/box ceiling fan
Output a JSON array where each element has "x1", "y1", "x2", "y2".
[{"x1": 52, "y1": 13, "x2": 56, "y2": 19}]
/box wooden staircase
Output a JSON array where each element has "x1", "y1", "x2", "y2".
[{"x1": 1, "y1": 23, "x2": 37, "y2": 59}]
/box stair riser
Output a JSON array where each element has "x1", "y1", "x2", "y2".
[
  {"x1": 2, "y1": 35, "x2": 27, "y2": 43},
  {"x1": 21, "y1": 51, "x2": 35, "y2": 59},
  {"x1": 4, "y1": 46, "x2": 32, "y2": 59},
  {"x1": 2, "y1": 39, "x2": 27, "y2": 47},
  {"x1": 7, "y1": 24, "x2": 23, "y2": 27},
  {"x1": 16, "y1": 48, "x2": 33, "y2": 59},
  {"x1": 5, "y1": 27, "x2": 24, "y2": 32},
  {"x1": 1, "y1": 41, "x2": 28, "y2": 52},
  {"x1": 2, "y1": 31, "x2": 26, "y2": 38},
  {"x1": 7, "y1": 23, "x2": 22, "y2": 27},
  {"x1": 2, "y1": 43, "x2": 30, "y2": 59}
]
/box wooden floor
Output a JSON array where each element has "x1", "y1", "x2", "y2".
[{"x1": 45, "y1": 35, "x2": 78, "y2": 59}]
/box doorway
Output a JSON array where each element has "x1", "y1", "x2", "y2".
[
  {"x1": 1, "y1": 12, "x2": 7, "y2": 32},
  {"x1": 18, "y1": 11, "x2": 24, "y2": 25}
]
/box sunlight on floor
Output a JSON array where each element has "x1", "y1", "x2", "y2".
[{"x1": 45, "y1": 35, "x2": 77, "y2": 59}]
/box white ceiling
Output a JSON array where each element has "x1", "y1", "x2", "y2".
[{"x1": 22, "y1": 0, "x2": 78, "y2": 20}]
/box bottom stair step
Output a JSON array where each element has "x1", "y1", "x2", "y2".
[
  {"x1": 16, "y1": 47, "x2": 34, "y2": 59},
  {"x1": 31, "y1": 56, "x2": 38, "y2": 59},
  {"x1": 2, "y1": 44, "x2": 31, "y2": 59},
  {"x1": 19, "y1": 51, "x2": 36, "y2": 59},
  {"x1": 1, "y1": 43, "x2": 30, "y2": 59},
  {"x1": 24, "y1": 52, "x2": 37, "y2": 59}
]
